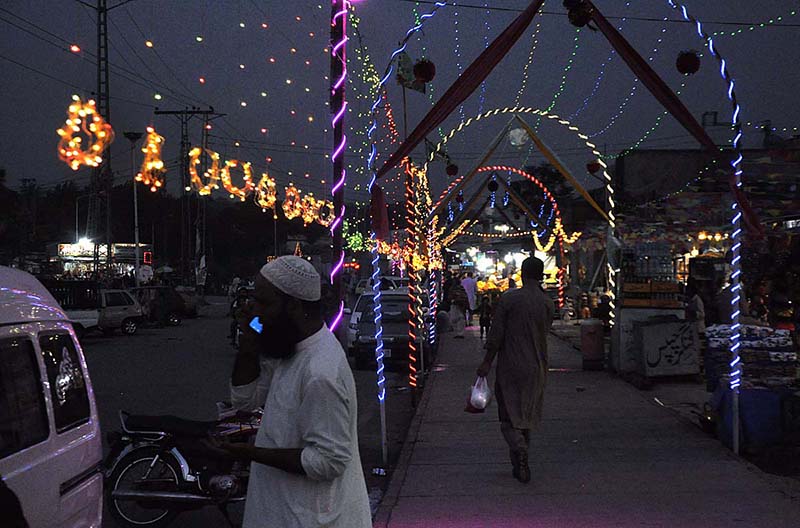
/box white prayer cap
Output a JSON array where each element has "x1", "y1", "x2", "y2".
[{"x1": 259, "y1": 256, "x2": 321, "y2": 302}]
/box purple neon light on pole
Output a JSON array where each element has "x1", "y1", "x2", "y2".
[{"x1": 329, "y1": 0, "x2": 348, "y2": 331}]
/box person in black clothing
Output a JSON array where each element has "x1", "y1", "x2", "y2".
[{"x1": 479, "y1": 295, "x2": 492, "y2": 339}]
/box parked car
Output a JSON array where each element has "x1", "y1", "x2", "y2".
[
  {"x1": 353, "y1": 276, "x2": 409, "y2": 297},
  {"x1": 42, "y1": 280, "x2": 143, "y2": 336},
  {"x1": 353, "y1": 288, "x2": 436, "y2": 371},
  {"x1": 129, "y1": 286, "x2": 188, "y2": 326},
  {"x1": 0, "y1": 266, "x2": 103, "y2": 527}
]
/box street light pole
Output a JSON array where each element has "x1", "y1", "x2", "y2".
[{"x1": 124, "y1": 131, "x2": 144, "y2": 287}]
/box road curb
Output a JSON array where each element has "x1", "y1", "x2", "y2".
[{"x1": 372, "y1": 367, "x2": 437, "y2": 527}]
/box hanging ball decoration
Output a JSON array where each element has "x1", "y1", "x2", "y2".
[
  {"x1": 586, "y1": 160, "x2": 602, "y2": 174},
  {"x1": 508, "y1": 127, "x2": 529, "y2": 147},
  {"x1": 487, "y1": 180, "x2": 499, "y2": 193},
  {"x1": 446, "y1": 163, "x2": 459, "y2": 176},
  {"x1": 676, "y1": 50, "x2": 701, "y2": 75},
  {"x1": 456, "y1": 192, "x2": 464, "y2": 204},
  {"x1": 413, "y1": 58, "x2": 436, "y2": 83},
  {"x1": 565, "y1": 0, "x2": 594, "y2": 28},
  {"x1": 57, "y1": 95, "x2": 115, "y2": 170},
  {"x1": 315, "y1": 200, "x2": 336, "y2": 227}
]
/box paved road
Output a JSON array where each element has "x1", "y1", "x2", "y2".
[{"x1": 81, "y1": 297, "x2": 414, "y2": 527}]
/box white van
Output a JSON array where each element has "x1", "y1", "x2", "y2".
[{"x1": 0, "y1": 266, "x2": 103, "y2": 527}]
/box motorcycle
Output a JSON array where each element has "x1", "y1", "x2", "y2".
[{"x1": 104, "y1": 404, "x2": 261, "y2": 527}]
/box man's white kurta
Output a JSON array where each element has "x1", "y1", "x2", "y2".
[{"x1": 230, "y1": 325, "x2": 371, "y2": 527}]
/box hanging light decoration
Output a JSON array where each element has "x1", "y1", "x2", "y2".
[
  {"x1": 136, "y1": 126, "x2": 166, "y2": 192},
  {"x1": 56, "y1": 95, "x2": 114, "y2": 170},
  {"x1": 188, "y1": 147, "x2": 220, "y2": 196},
  {"x1": 283, "y1": 184, "x2": 303, "y2": 220},
  {"x1": 219, "y1": 160, "x2": 254, "y2": 201},
  {"x1": 254, "y1": 172, "x2": 277, "y2": 211}
]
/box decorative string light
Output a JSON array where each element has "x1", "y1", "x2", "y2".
[
  {"x1": 282, "y1": 184, "x2": 303, "y2": 220},
  {"x1": 364, "y1": 1, "x2": 448, "y2": 396},
  {"x1": 711, "y1": 9, "x2": 797, "y2": 37},
  {"x1": 666, "y1": 0, "x2": 747, "y2": 451},
  {"x1": 254, "y1": 172, "x2": 277, "y2": 211},
  {"x1": 514, "y1": 16, "x2": 542, "y2": 106},
  {"x1": 188, "y1": 147, "x2": 220, "y2": 196},
  {"x1": 136, "y1": 126, "x2": 166, "y2": 192},
  {"x1": 56, "y1": 95, "x2": 114, "y2": 171},
  {"x1": 219, "y1": 160, "x2": 254, "y2": 201},
  {"x1": 329, "y1": 0, "x2": 350, "y2": 332},
  {"x1": 569, "y1": 1, "x2": 632, "y2": 121}
]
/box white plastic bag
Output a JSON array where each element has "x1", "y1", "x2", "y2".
[{"x1": 469, "y1": 376, "x2": 492, "y2": 410}]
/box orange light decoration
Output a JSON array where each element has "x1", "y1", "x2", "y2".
[
  {"x1": 300, "y1": 193, "x2": 318, "y2": 226},
  {"x1": 220, "y1": 159, "x2": 254, "y2": 201},
  {"x1": 254, "y1": 172, "x2": 277, "y2": 211},
  {"x1": 188, "y1": 147, "x2": 220, "y2": 195},
  {"x1": 136, "y1": 127, "x2": 166, "y2": 192},
  {"x1": 314, "y1": 199, "x2": 336, "y2": 227},
  {"x1": 56, "y1": 95, "x2": 114, "y2": 170},
  {"x1": 282, "y1": 184, "x2": 303, "y2": 220}
]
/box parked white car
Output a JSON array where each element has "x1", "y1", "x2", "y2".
[
  {"x1": 0, "y1": 266, "x2": 103, "y2": 527},
  {"x1": 353, "y1": 276, "x2": 409, "y2": 297}
]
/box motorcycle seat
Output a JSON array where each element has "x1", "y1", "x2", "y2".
[{"x1": 124, "y1": 414, "x2": 218, "y2": 437}]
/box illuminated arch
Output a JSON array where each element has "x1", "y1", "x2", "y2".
[{"x1": 426, "y1": 107, "x2": 615, "y2": 319}]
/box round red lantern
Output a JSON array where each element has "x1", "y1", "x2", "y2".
[
  {"x1": 586, "y1": 161, "x2": 602, "y2": 174},
  {"x1": 413, "y1": 59, "x2": 436, "y2": 83},
  {"x1": 676, "y1": 51, "x2": 700, "y2": 75},
  {"x1": 446, "y1": 164, "x2": 459, "y2": 176}
]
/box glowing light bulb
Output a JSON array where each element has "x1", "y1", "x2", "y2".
[
  {"x1": 290, "y1": 48, "x2": 297, "y2": 53},
  {"x1": 195, "y1": 35, "x2": 203, "y2": 42},
  {"x1": 260, "y1": 92, "x2": 267, "y2": 97},
  {"x1": 261, "y1": 128, "x2": 267, "y2": 134},
  {"x1": 70, "y1": 44, "x2": 81, "y2": 53},
  {"x1": 239, "y1": 64, "x2": 245, "y2": 69},
  {"x1": 239, "y1": 22, "x2": 245, "y2": 28},
  {"x1": 285, "y1": 79, "x2": 292, "y2": 84},
  {"x1": 269, "y1": 57, "x2": 276, "y2": 63},
  {"x1": 145, "y1": 40, "x2": 154, "y2": 48},
  {"x1": 295, "y1": 16, "x2": 301, "y2": 21},
  {"x1": 261, "y1": 22, "x2": 268, "y2": 28},
  {"x1": 154, "y1": 93, "x2": 162, "y2": 100},
  {"x1": 234, "y1": 141, "x2": 240, "y2": 147},
  {"x1": 307, "y1": 116, "x2": 314, "y2": 122},
  {"x1": 240, "y1": 101, "x2": 247, "y2": 107},
  {"x1": 198, "y1": 77, "x2": 206, "y2": 84}
]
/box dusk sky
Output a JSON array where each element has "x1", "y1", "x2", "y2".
[{"x1": 1, "y1": 0, "x2": 798, "y2": 207}]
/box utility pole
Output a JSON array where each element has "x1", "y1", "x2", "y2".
[
  {"x1": 76, "y1": 0, "x2": 135, "y2": 274},
  {"x1": 153, "y1": 107, "x2": 222, "y2": 285},
  {"x1": 124, "y1": 131, "x2": 144, "y2": 287}
]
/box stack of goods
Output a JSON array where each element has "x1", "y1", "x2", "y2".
[{"x1": 705, "y1": 324, "x2": 798, "y2": 390}]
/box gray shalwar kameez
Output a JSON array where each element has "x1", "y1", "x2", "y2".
[{"x1": 485, "y1": 284, "x2": 554, "y2": 453}]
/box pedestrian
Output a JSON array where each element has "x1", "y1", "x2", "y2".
[
  {"x1": 211, "y1": 256, "x2": 371, "y2": 527},
  {"x1": 461, "y1": 272, "x2": 478, "y2": 323},
  {"x1": 478, "y1": 295, "x2": 492, "y2": 339},
  {"x1": 476, "y1": 257, "x2": 554, "y2": 483},
  {"x1": 685, "y1": 277, "x2": 706, "y2": 335},
  {"x1": 449, "y1": 280, "x2": 470, "y2": 339}
]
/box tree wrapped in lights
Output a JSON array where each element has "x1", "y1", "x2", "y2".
[
  {"x1": 136, "y1": 126, "x2": 166, "y2": 192},
  {"x1": 56, "y1": 95, "x2": 114, "y2": 171}
]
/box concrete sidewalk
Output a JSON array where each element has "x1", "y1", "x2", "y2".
[{"x1": 374, "y1": 327, "x2": 800, "y2": 527}]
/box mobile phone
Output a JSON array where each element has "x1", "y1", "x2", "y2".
[{"x1": 249, "y1": 316, "x2": 263, "y2": 334}]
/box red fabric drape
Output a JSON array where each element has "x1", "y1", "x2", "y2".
[
  {"x1": 375, "y1": 0, "x2": 545, "y2": 179},
  {"x1": 587, "y1": 1, "x2": 762, "y2": 235}
]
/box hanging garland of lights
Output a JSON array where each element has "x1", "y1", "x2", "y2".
[
  {"x1": 56, "y1": 95, "x2": 114, "y2": 171},
  {"x1": 219, "y1": 160, "x2": 254, "y2": 201},
  {"x1": 188, "y1": 147, "x2": 221, "y2": 196},
  {"x1": 254, "y1": 172, "x2": 278, "y2": 212},
  {"x1": 136, "y1": 126, "x2": 166, "y2": 192}
]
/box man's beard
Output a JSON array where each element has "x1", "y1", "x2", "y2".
[{"x1": 258, "y1": 311, "x2": 300, "y2": 359}]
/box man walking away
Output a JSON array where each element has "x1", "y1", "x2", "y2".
[
  {"x1": 477, "y1": 257, "x2": 554, "y2": 483},
  {"x1": 214, "y1": 256, "x2": 371, "y2": 527},
  {"x1": 478, "y1": 295, "x2": 492, "y2": 340}
]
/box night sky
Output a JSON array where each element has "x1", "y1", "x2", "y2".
[{"x1": 1, "y1": 0, "x2": 798, "y2": 208}]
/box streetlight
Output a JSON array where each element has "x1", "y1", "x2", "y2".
[
  {"x1": 124, "y1": 131, "x2": 144, "y2": 287},
  {"x1": 75, "y1": 194, "x2": 91, "y2": 243}
]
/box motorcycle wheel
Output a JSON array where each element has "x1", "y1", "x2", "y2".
[{"x1": 107, "y1": 447, "x2": 183, "y2": 528}]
